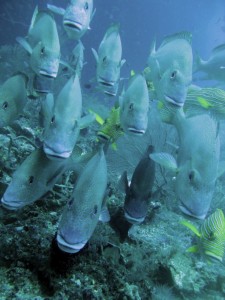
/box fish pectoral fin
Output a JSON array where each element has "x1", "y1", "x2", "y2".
[
  {"x1": 16, "y1": 37, "x2": 32, "y2": 54},
  {"x1": 91, "y1": 48, "x2": 99, "y2": 63},
  {"x1": 120, "y1": 59, "x2": 126, "y2": 68},
  {"x1": 90, "y1": 8, "x2": 96, "y2": 23},
  {"x1": 79, "y1": 113, "x2": 96, "y2": 129},
  {"x1": 149, "y1": 152, "x2": 178, "y2": 172},
  {"x1": 29, "y1": 6, "x2": 39, "y2": 34},
  {"x1": 99, "y1": 205, "x2": 110, "y2": 222},
  {"x1": 47, "y1": 4, "x2": 65, "y2": 15},
  {"x1": 60, "y1": 59, "x2": 74, "y2": 72},
  {"x1": 187, "y1": 244, "x2": 199, "y2": 253},
  {"x1": 117, "y1": 171, "x2": 129, "y2": 194},
  {"x1": 180, "y1": 219, "x2": 201, "y2": 237}
]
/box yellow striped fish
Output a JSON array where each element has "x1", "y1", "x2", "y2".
[{"x1": 181, "y1": 209, "x2": 225, "y2": 262}]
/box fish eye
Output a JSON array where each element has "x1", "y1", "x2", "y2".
[
  {"x1": 188, "y1": 171, "x2": 194, "y2": 181},
  {"x1": 28, "y1": 176, "x2": 34, "y2": 184},
  {"x1": 41, "y1": 47, "x2": 45, "y2": 55},
  {"x1": 51, "y1": 115, "x2": 55, "y2": 124},
  {"x1": 2, "y1": 101, "x2": 8, "y2": 110},
  {"x1": 84, "y1": 2, "x2": 89, "y2": 10},
  {"x1": 170, "y1": 70, "x2": 177, "y2": 79},
  {"x1": 129, "y1": 103, "x2": 134, "y2": 110},
  {"x1": 103, "y1": 56, "x2": 107, "y2": 62},
  {"x1": 93, "y1": 205, "x2": 98, "y2": 215}
]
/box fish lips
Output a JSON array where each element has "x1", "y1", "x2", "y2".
[
  {"x1": 124, "y1": 210, "x2": 145, "y2": 224},
  {"x1": 1, "y1": 196, "x2": 22, "y2": 210},
  {"x1": 179, "y1": 201, "x2": 207, "y2": 220},
  {"x1": 43, "y1": 143, "x2": 72, "y2": 160},
  {"x1": 63, "y1": 19, "x2": 83, "y2": 31},
  {"x1": 164, "y1": 94, "x2": 185, "y2": 107},
  {"x1": 39, "y1": 70, "x2": 58, "y2": 79},
  {"x1": 127, "y1": 127, "x2": 145, "y2": 135},
  {"x1": 57, "y1": 233, "x2": 87, "y2": 254}
]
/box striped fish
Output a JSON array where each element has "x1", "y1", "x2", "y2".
[
  {"x1": 181, "y1": 209, "x2": 225, "y2": 262},
  {"x1": 200, "y1": 209, "x2": 225, "y2": 262}
]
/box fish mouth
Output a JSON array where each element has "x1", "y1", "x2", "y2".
[
  {"x1": 57, "y1": 233, "x2": 87, "y2": 254},
  {"x1": 124, "y1": 211, "x2": 145, "y2": 224},
  {"x1": 128, "y1": 127, "x2": 145, "y2": 135},
  {"x1": 97, "y1": 132, "x2": 110, "y2": 141},
  {"x1": 104, "y1": 90, "x2": 116, "y2": 96},
  {"x1": 63, "y1": 20, "x2": 83, "y2": 31},
  {"x1": 164, "y1": 95, "x2": 184, "y2": 107},
  {"x1": 98, "y1": 77, "x2": 115, "y2": 87},
  {"x1": 1, "y1": 197, "x2": 22, "y2": 210},
  {"x1": 43, "y1": 143, "x2": 72, "y2": 160},
  {"x1": 39, "y1": 70, "x2": 57, "y2": 78},
  {"x1": 179, "y1": 201, "x2": 207, "y2": 220}
]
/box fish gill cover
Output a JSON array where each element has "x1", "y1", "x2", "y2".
[{"x1": 0, "y1": 0, "x2": 225, "y2": 299}]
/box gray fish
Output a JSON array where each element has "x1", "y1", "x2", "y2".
[
  {"x1": 1, "y1": 148, "x2": 67, "y2": 210},
  {"x1": 16, "y1": 6, "x2": 60, "y2": 78},
  {"x1": 0, "y1": 73, "x2": 28, "y2": 128},
  {"x1": 70, "y1": 40, "x2": 85, "y2": 77},
  {"x1": 47, "y1": 0, "x2": 95, "y2": 40},
  {"x1": 194, "y1": 43, "x2": 225, "y2": 82},
  {"x1": 57, "y1": 147, "x2": 108, "y2": 253},
  {"x1": 92, "y1": 23, "x2": 126, "y2": 96},
  {"x1": 150, "y1": 112, "x2": 220, "y2": 219},
  {"x1": 121, "y1": 145, "x2": 155, "y2": 224},
  {"x1": 43, "y1": 74, "x2": 82, "y2": 159},
  {"x1": 119, "y1": 74, "x2": 149, "y2": 135},
  {"x1": 147, "y1": 31, "x2": 193, "y2": 106}
]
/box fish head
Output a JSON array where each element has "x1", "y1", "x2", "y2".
[
  {"x1": 120, "y1": 75, "x2": 149, "y2": 135},
  {"x1": 159, "y1": 66, "x2": 191, "y2": 107},
  {"x1": 175, "y1": 163, "x2": 214, "y2": 219},
  {"x1": 63, "y1": 0, "x2": 93, "y2": 39},
  {"x1": 0, "y1": 90, "x2": 16, "y2": 128},
  {"x1": 97, "y1": 57, "x2": 121, "y2": 95},
  {"x1": 30, "y1": 41, "x2": 60, "y2": 78},
  {"x1": 43, "y1": 114, "x2": 80, "y2": 160},
  {"x1": 124, "y1": 193, "x2": 149, "y2": 224}
]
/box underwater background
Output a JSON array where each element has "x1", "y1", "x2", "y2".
[{"x1": 0, "y1": 0, "x2": 225, "y2": 299}]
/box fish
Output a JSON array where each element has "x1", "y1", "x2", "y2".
[
  {"x1": 150, "y1": 113, "x2": 220, "y2": 219},
  {"x1": 56, "y1": 147, "x2": 108, "y2": 253},
  {"x1": 92, "y1": 23, "x2": 126, "y2": 96},
  {"x1": 43, "y1": 74, "x2": 82, "y2": 159},
  {"x1": 183, "y1": 86, "x2": 225, "y2": 120},
  {"x1": 69, "y1": 40, "x2": 85, "y2": 78},
  {"x1": 16, "y1": 6, "x2": 60, "y2": 78},
  {"x1": 47, "y1": 0, "x2": 95, "y2": 40},
  {"x1": 96, "y1": 106, "x2": 124, "y2": 148},
  {"x1": 147, "y1": 31, "x2": 193, "y2": 106},
  {"x1": 194, "y1": 43, "x2": 225, "y2": 82},
  {"x1": 1, "y1": 148, "x2": 67, "y2": 210},
  {"x1": 181, "y1": 209, "x2": 225, "y2": 262},
  {"x1": 0, "y1": 73, "x2": 28, "y2": 128},
  {"x1": 119, "y1": 74, "x2": 149, "y2": 135},
  {"x1": 121, "y1": 145, "x2": 155, "y2": 224}
]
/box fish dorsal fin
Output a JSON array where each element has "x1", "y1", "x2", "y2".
[
  {"x1": 212, "y1": 43, "x2": 225, "y2": 55},
  {"x1": 16, "y1": 37, "x2": 32, "y2": 54},
  {"x1": 149, "y1": 38, "x2": 156, "y2": 55},
  {"x1": 91, "y1": 48, "x2": 99, "y2": 62},
  {"x1": 46, "y1": 165, "x2": 65, "y2": 187},
  {"x1": 28, "y1": 6, "x2": 39, "y2": 35},
  {"x1": 160, "y1": 31, "x2": 192, "y2": 48}
]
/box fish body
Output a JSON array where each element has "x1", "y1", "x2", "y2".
[
  {"x1": 43, "y1": 74, "x2": 82, "y2": 159},
  {"x1": 147, "y1": 31, "x2": 193, "y2": 106},
  {"x1": 194, "y1": 44, "x2": 225, "y2": 82},
  {"x1": 1, "y1": 148, "x2": 67, "y2": 210},
  {"x1": 0, "y1": 74, "x2": 28, "y2": 127},
  {"x1": 92, "y1": 23, "x2": 126, "y2": 96},
  {"x1": 151, "y1": 113, "x2": 220, "y2": 219},
  {"x1": 119, "y1": 74, "x2": 149, "y2": 135},
  {"x1": 181, "y1": 209, "x2": 225, "y2": 262},
  {"x1": 70, "y1": 40, "x2": 85, "y2": 77},
  {"x1": 47, "y1": 0, "x2": 94, "y2": 40},
  {"x1": 122, "y1": 146, "x2": 155, "y2": 224},
  {"x1": 17, "y1": 6, "x2": 60, "y2": 78},
  {"x1": 57, "y1": 147, "x2": 108, "y2": 253}
]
